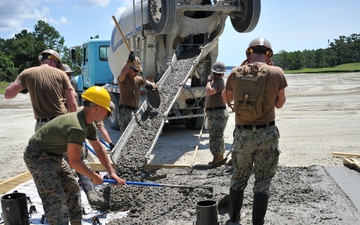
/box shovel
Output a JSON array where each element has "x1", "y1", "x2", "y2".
[
  {"x1": 208, "y1": 144, "x2": 233, "y2": 169},
  {"x1": 112, "y1": 15, "x2": 160, "y2": 108},
  {"x1": 103, "y1": 179, "x2": 213, "y2": 192},
  {"x1": 188, "y1": 114, "x2": 209, "y2": 174}
]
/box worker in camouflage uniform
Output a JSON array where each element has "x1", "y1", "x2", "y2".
[
  {"x1": 205, "y1": 61, "x2": 229, "y2": 165},
  {"x1": 117, "y1": 51, "x2": 157, "y2": 132},
  {"x1": 222, "y1": 37, "x2": 287, "y2": 225},
  {"x1": 23, "y1": 86, "x2": 125, "y2": 225},
  {"x1": 4, "y1": 49, "x2": 78, "y2": 131}
]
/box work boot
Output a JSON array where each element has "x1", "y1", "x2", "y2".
[
  {"x1": 252, "y1": 193, "x2": 269, "y2": 225},
  {"x1": 208, "y1": 154, "x2": 224, "y2": 165},
  {"x1": 226, "y1": 188, "x2": 244, "y2": 225},
  {"x1": 78, "y1": 173, "x2": 109, "y2": 210},
  {"x1": 87, "y1": 191, "x2": 109, "y2": 210}
]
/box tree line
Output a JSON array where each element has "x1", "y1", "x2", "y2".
[
  {"x1": 1, "y1": 20, "x2": 359, "y2": 82},
  {"x1": 272, "y1": 34, "x2": 360, "y2": 70}
]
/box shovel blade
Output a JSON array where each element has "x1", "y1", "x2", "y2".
[{"x1": 146, "y1": 89, "x2": 160, "y2": 108}]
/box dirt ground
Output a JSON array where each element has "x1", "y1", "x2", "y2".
[{"x1": 1, "y1": 72, "x2": 360, "y2": 224}]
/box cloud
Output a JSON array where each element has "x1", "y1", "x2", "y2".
[
  {"x1": 80, "y1": 0, "x2": 110, "y2": 7},
  {"x1": 0, "y1": 1, "x2": 38, "y2": 35}
]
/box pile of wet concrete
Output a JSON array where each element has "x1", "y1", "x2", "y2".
[
  {"x1": 99, "y1": 49, "x2": 360, "y2": 224},
  {"x1": 97, "y1": 165, "x2": 360, "y2": 225}
]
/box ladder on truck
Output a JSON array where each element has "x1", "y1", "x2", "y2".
[{"x1": 110, "y1": 41, "x2": 219, "y2": 167}]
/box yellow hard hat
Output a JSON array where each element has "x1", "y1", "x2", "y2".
[{"x1": 81, "y1": 86, "x2": 111, "y2": 112}]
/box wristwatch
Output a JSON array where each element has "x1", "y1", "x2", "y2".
[{"x1": 207, "y1": 79, "x2": 212, "y2": 82}]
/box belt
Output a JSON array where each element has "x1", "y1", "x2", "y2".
[
  {"x1": 236, "y1": 121, "x2": 275, "y2": 131},
  {"x1": 206, "y1": 106, "x2": 226, "y2": 111},
  {"x1": 36, "y1": 117, "x2": 55, "y2": 123},
  {"x1": 119, "y1": 105, "x2": 138, "y2": 112}
]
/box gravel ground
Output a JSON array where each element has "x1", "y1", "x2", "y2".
[{"x1": 1, "y1": 71, "x2": 360, "y2": 224}]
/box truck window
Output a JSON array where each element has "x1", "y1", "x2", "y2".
[
  {"x1": 83, "y1": 47, "x2": 88, "y2": 64},
  {"x1": 99, "y1": 46, "x2": 109, "y2": 61}
]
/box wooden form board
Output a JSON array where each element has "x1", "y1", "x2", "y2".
[
  {"x1": 0, "y1": 171, "x2": 32, "y2": 195},
  {"x1": 343, "y1": 157, "x2": 360, "y2": 173},
  {"x1": 332, "y1": 152, "x2": 360, "y2": 157}
]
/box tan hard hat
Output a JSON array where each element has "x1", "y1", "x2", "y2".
[
  {"x1": 62, "y1": 64, "x2": 73, "y2": 74},
  {"x1": 130, "y1": 57, "x2": 142, "y2": 72},
  {"x1": 246, "y1": 37, "x2": 273, "y2": 57},
  {"x1": 38, "y1": 49, "x2": 64, "y2": 71},
  {"x1": 211, "y1": 61, "x2": 226, "y2": 73}
]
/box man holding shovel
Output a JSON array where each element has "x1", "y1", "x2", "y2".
[
  {"x1": 24, "y1": 86, "x2": 125, "y2": 225},
  {"x1": 222, "y1": 37, "x2": 287, "y2": 225},
  {"x1": 117, "y1": 52, "x2": 157, "y2": 132},
  {"x1": 205, "y1": 61, "x2": 229, "y2": 166}
]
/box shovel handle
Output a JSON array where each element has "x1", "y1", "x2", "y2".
[
  {"x1": 103, "y1": 179, "x2": 212, "y2": 191},
  {"x1": 104, "y1": 179, "x2": 166, "y2": 187},
  {"x1": 112, "y1": 15, "x2": 143, "y2": 74}
]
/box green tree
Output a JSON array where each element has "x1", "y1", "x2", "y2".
[
  {"x1": 0, "y1": 52, "x2": 18, "y2": 82},
  {"x1": 33, "y1": 20, "x2": 65, "y2": 56}
]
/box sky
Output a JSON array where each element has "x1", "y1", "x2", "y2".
[{"x1": 0, "y1": 0, "x2": 359, "y2": 66}]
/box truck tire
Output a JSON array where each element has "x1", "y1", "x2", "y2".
[
  {"x1": 185, "y1": 108, "x2": 204, "y2": 130},
  {"x1": 230, "y1": 0, "x2": 261, "y2": 33},
  {"x1": 108, "y1": 92, "x2": 119, "y2": 130},
  {"x1": 148, "y1": 0, "x2": 176, "y2": 34}
]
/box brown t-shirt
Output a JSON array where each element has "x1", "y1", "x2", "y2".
[
  {"x1": 119, "y1": 75, "x2": 145, "y2": 107},
  {"x1": 226, "y1": 62, "x2": 288, "y2": 125},
  {"x1": 205, "y1": 77, "x2": 226, "y2": 108},
  {"x1": 16, "y1": 65, "x2": 73, "y2": 119}
]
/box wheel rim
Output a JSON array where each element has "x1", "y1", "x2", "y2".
[{"x1": 149, "y1": 0, "x2": 162, "y2": 24}]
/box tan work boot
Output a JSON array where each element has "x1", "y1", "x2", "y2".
[
  {"x1": 208, "y1": 154, "x2": 224, "y2": 165},
  {"x1": 87, "y1": 191, "x2": 109, "y2": 210}
]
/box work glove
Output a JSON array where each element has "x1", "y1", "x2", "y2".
[
  {"x1": 109, "y1": 142, "x2": 115, "y2": 150},
  {"x1": 128, "y1": 51, "x2": 136, "y2": 62},
  {"x1": 145, "y1": 84, "x2": 153, "y2": 91},
  {"x1": 20, "y1": 89, "x2": 28, "y2": 94}
]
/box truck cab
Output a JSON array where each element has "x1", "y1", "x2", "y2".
[{"x1": 71, "y1": 36, "x2": 113, "y2": 103}]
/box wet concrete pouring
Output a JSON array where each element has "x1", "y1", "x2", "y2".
[
  {"x1": 97, "y1": 51, "x2": 360, "y2": 224},
  {"x1": 1, "y1": 56, "x2": 360, "y2": 224},
  {"x1": 101, "y1": 165, "x2": 360, "y2": 225}
]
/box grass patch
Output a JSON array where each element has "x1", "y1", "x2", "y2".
[
  {"x1": 0, "y1": 82, "x2": 10, "y2": 95},
  {"x1": 285, "y1": 63, "x2": 360, "y2": 74}
]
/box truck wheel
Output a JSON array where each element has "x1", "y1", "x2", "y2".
[
  {"x1": 148, "y1": 0, "x2": 176, "y2": 34},
  {"x1": 185, "y1": 108, "x2": 204, "y2": 130},
  {"x1": 108, "y1": 92, "x2": 119, "y2": 130},
  {"x1": 230, "y1": 0, "x2": 261, "y2": 33}
]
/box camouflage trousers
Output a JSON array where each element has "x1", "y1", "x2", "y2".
[
  {"x1": 207, "y1": 109, "x2": 229, "y2": 156},
  {"x1": 231, "y1": 125, "x2": 280, "y2": 194},
  {"x1": 117, "y1": 108, "x2": 134, "y2": 132},
  {"x1": 34, "y1": 121, "x2": 48, "y2": 132},
  {"x1": 24, "y1": 144, "x2": 82, "y2": 225}
]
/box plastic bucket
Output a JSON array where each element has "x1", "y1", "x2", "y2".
[
  {"x1": 1, "y1": 192, "x2": 30, "y2": 225},
  {"x1": 195, "y1": 200, "x2": 218, "y2": 225}
]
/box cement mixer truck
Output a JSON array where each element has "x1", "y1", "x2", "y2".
[{"x1": 72, "y1": 0, "x2": 261, "y2": 131}]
